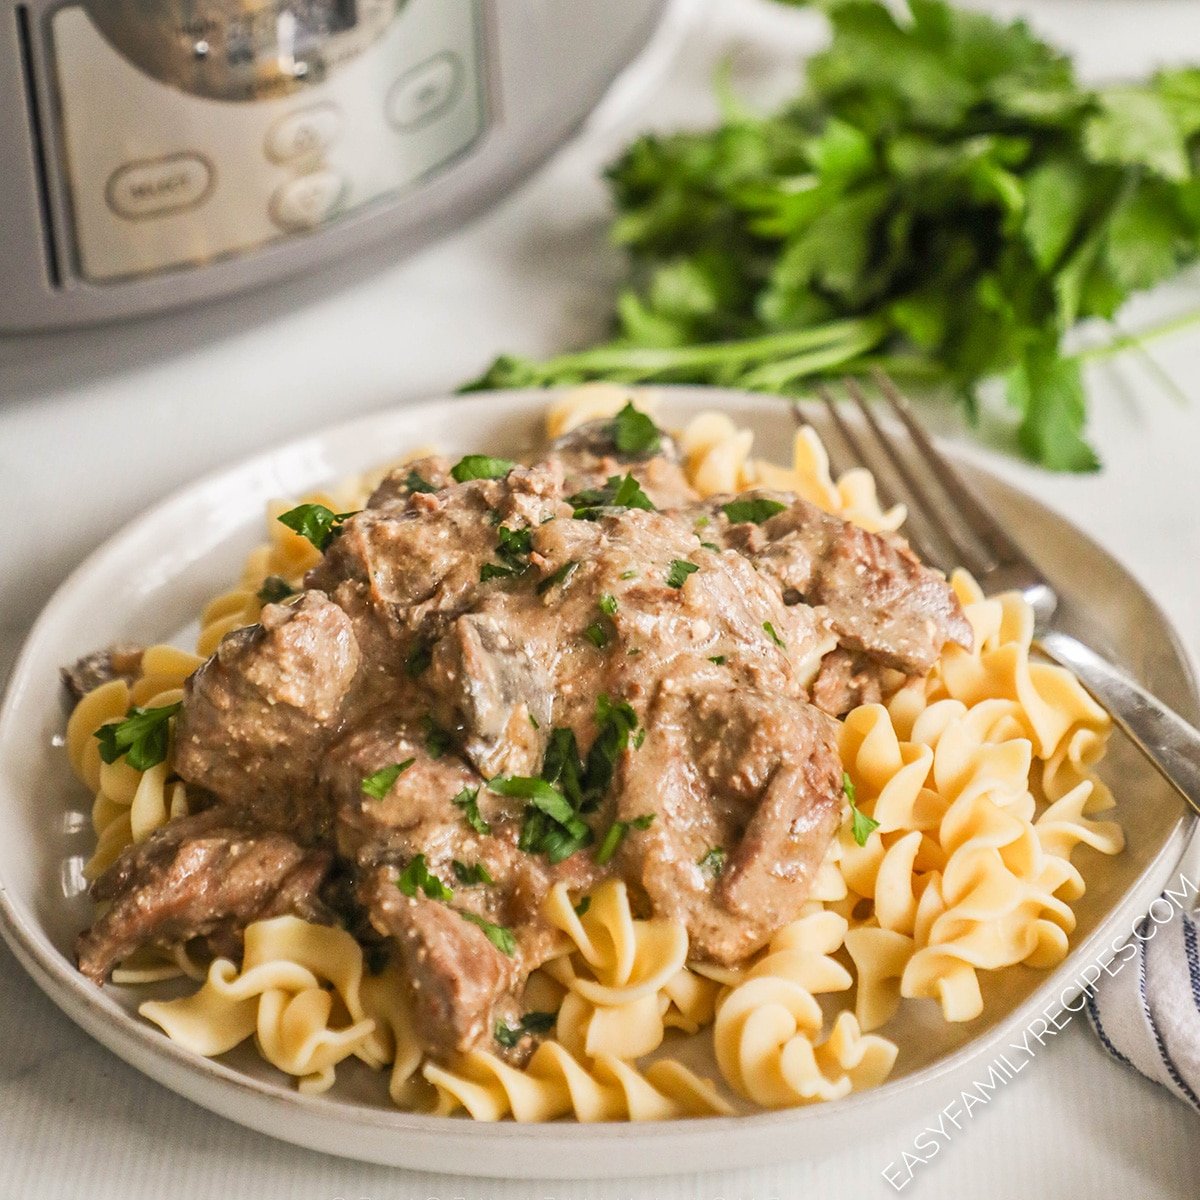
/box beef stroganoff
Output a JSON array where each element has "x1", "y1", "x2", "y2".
[{"x1": 63, "y1": 386, "x2": 1122, "y2": 1119}]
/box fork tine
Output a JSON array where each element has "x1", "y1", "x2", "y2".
[
  {"x1": 872, "y1": 370, "x2": 1026, "y2": 569},
  {"x1": 800, "y1": 388, "x2": 936, "y2": 565},
  {"x1": 842, "y1": 377, "x2": 994, "y2": 577}
]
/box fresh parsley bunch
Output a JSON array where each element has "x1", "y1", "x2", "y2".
[{"x1": 469, "y1": 0, "x2": 1200, "y2": 470}]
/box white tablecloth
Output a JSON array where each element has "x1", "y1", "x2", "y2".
[{"x1": 2, "y1": 1, "x2": 1199, "y2": 1194}]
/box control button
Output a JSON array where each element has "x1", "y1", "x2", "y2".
[
  {"x1": 105, "y1": 153, "x2": 214, "y2": 220},
  {"x1": 385, "y1": 51, "x2": 463, "y2": 131},
  {"x1": 265, "y1": 104, "x2": 342, "y2": 162},
  {"x1": 269, "y1": 170, "x2": 345, "y2": 231}
]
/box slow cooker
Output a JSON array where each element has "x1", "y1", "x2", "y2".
[{"x1": 0, "y1": 0, "x2": 670, "y2": 331}]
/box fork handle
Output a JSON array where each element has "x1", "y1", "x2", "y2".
[{"x1": 1037, "y1": 630, "x2": 1200, "y2": 818}]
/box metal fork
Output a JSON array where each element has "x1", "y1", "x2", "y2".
[{"x1": 801, "y1": 371, "x2": 1200, "y2": 818}]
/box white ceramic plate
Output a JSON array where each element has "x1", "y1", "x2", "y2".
[{"x1": 0, "y1": 388, "x2": 1195, "y2": 1178}]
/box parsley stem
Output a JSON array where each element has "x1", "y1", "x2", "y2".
[
  {"x1": 739, "y1": 322, "x2": 888, "y2": 390},
  {"x1": 1074, "y1": 306, "x2": 1200, "y2": 365},
  {"x1": 519, "y1": 316, "x2": 884, "y2": 382}
]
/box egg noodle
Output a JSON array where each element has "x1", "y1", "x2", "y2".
[{"x1": 64, "y1": 385, "x2": 1122, "y2": 1119}]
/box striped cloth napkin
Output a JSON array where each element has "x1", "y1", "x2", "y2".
[{"x1": 1085, "y1": 835, "x2": 1200, "y2": 1112}]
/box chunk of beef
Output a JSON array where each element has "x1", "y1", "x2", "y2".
[
  {"x1": 365, "y1": 455, "x2": 456, "y2": 509},
  {"x1": 361, "y1": 867, "x2": 521, "y2": 1058},
  {"x1": 307, "y1": 464, "x2": 567, "y2": 673},
  {"x1": 320, "y1": 713, "x2": 484, "y2": 865},
  {"x1": 427, "y1": 612, "x2": 552, "y2": 778},
  {"x1": 173, "y1": 591, "x2": 359, "y2": 841},
  {"x1": 613, "y1": 682, "x2": 842, "y2": 964},
  {"x1": 810, "y1": 647, "x2": 898, "y2": 717},
  {"x1": 543, "y1": 417, "x2": 699, "y2": 510},
  {"x1": 76, "y1": 810, "x2": 332, "y2": 982},
  {"x1": 708, "y1": 491, "x2": 973, "y2": 674},
  {"x1": 61, "y1": 644, "x2": 144, "y2": 707}
]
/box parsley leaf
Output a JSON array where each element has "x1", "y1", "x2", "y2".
[
  {"x1": 708, "y1": 655, "x2": 726, "y2": 665},
  {"x1": 721, "y1": 497, "x2": 787, "y2": 525},
  {"x1": 595, "y1": 813, "x2": 655, "y2": 866},
  {"x1": 459, "y1": 910, "x2": 516, "y2": 955},
  {"x1": 277, "y1": 503, "x2": 358, "y2": 552},
  {"x1": 598, "y1": 592, "x2": 619, "y2": 616},
  {"x1": 698, "y1": 846, "x2": 727, "y2": 878},
  {"x1": 452, "y1": 786, "x2": 490, "y2": 834},
  {"x1": 361, "y1": 759, "x2": 415, "y2": 800},
  {"x1": 574, "y1": 896, "x2": 592, "y2": 917},
  {"x1": 843, "y1": 771, "x2": 880, "y2": 847},
  {"x1": 584, "y1": 622, "x2": 609, "y2": 648},
  {"x1": 452, "y1": 859, "x2": 494, "y2": 886},
  {"x1": 763, "y1": 620, "x2": 787, "y2": 649},
  {"x1": 255, "y1": 575, "x2": 295, "y2": 605},
  {"x1": 404, "y1": 469, "x2": 437, "y2": 494},
  {"x1": 495, "y1": 1011, "x2": 557, "y2": 1048},
  {"x1": 568, "y1": 473, "x2": 656, "y2": 519},
  {"x1": 536, "y1": 559, "x2": 579, "y2": 595},
  {"x1": 450, "y1": 455, "x2": 516, "y2": 482},
  {"x1": 396, "y1": 853, "x2": 453, "y2": 901},
  {"x1": 94, "y1": 702, "x2": 181, "y2": 772},
  {"x1": 666, "y1": 559, "x2": 699, "y2": 589},
  {"x1": 609, "y1": 401, "x2": 662, "y2": 455}
]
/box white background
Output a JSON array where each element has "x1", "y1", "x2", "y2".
[{"x1": 2, "y1": 1, "x2": 1199, "y2": 1194}]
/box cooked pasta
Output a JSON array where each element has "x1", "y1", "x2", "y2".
[{"x1": 63, "y1": 385, "x2": 1124, "y2": 1122}]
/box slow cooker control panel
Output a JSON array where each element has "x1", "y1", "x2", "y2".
[{"x1": 50, "y1": 0, "x2": 485, "y2": 283}]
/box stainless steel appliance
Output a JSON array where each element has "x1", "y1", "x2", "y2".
[{"x1": 0, "y1": 0, "x2": 670, "y2": 330}]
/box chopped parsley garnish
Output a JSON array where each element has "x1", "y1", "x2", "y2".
[
  {"x1": 698, "y1": 846, "x2": 727, "y2": 878},
  {"x1": 694, "y1": 515, "x2": 710, "y2": 529},
  {"x1": 277, "y1": 503, "x2": 359, "y2": 552},
  {"x1": 619, "y1": 569, "x2": 638, "y2": 580},
  {"x1": 529, "y1": 713, "x2": 540, "y2": 730},
  {"x1": 94, "y1": 702, "x2": 181, "y2": 772},
  {"x1": 586, "y1": 694, "x2": 642, "y2": 801},
  {"x1": 421, "y1": 715, "x2": 452, "y2": 760},
  {"x1": 541, "y1": 727, "x2": 585, "y2": 807},
  {"x1": 595, "y1": 813, "x2": 655, "y2": 866},
  {"x1": 481, "y1": 524, "x2": 533, "y2": 582},
  {"x1": 450, "y1": 454, "x2": 516, "y2": 482},
  {"x1": 609, "y1": 402, "x2": 662, "y2": 456},
  {"x1": 536, "y1": 559, "x2": 579, "y2": 595},
  {"x1": 396, "y1": 853, "x2": 453, "y2": 901},
  {"x1": 405, "y1": 639, "x2": 432, "y2": 679},
  {"x1": 666, "y1": 559, "x2": 699, "y2": 588},
  {"x1": 584, "y1": 622, "x2": 609, "y2": 648},
  {"x1": 574, "y1": 896, "x2": 592, "y2": 917},
  {"x1": 568, "y1": 473, "x2": 656, "y2": 519},
  {"x1": 452, "y1": 859, "x2": 494, "y2": 887},
  {"x1": 491, "y1": 774, "x2": 591, "y2": 863},
  {"x1": 404, "y1": 469, "x2": 437, "y2": 494},
  {"x1": 495, "y1": 1010, "x2": 557, "y2": 1048},
  {"x1": 480, "y1": 562, "x2": 517, "y2": 582},
  {"x1": 844, "y1": 771, "x2": 880, "y2": 847},
  {"x1": 255, "y1": 575, "x2": 295, "y2": 605},
  {"x1": 598, "y1": 592, "x2": 619, "y2": 616},
  {"x1": 708, "y1": 655, "x2": 726, "y2": 665},
  {"x1": 700, "y1": 541, "x2": 720, "y2": 551},
  {"x1": 452, "y1": 786, "x2": 490, "y2": 835},
  {"x1": 459, "y1": 910, "x2": 516, "y2": 955},
  {"x1": 763, "y1": 620, "x2": 786, "y2": 649},
  {"x1": 721, "y1": 497, "x2": 787, "y2": 525},
  {"x1": 361, "y1": 759, "x2": 415, "y2": 800}
]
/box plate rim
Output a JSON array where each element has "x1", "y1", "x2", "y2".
[{"x1": 1, "y1": 385, "x2": 1196, "y2": 1162}]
